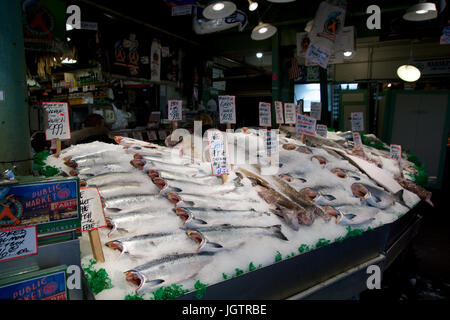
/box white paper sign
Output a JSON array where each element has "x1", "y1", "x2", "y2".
[
  {"x1": 316, "y1": 124, "x2": 327, "y2": 138},
  {"x1": 274, "y1": 101, "x2": 284, "y2": 124},
  {"x1": 264, "y1": 130, "x2": 279, "y2": 156},
  {"x1": 390, "y1": 144, "x2": 402, "y2": 161},
  {"x1": 306, "y1": 43, "x2": 332, "y2": 69},
  {"x1": 310, "y1": 102, "x2": 322, "y2": 120},
  {"x1": 43, "y1": 102, "x2": 71, "y2": 141},
  {"x1": 168, "y1": 100, "x2": 183, "y2": 121},
  {"x1": 284, "y1": 103, "x2": 297, "y2": 124},
  {"x1": 207, "y1": 130, "x2": 231, "y2": 176},
  {"x1": 80, "y1": 187, "x2": 107, "y2": 232},
  {"x1": 296, "y1": 114, "x2": 317, "y2": 136},
  {"x1": 351, "y1": 112, "x2": 364, "y2": 132},
  {"x1": 0, "y1": 226, "x2": 38, "y2": 262},
  {"x1": 259, "y1": 102, "x2": 272, "y2": 127},
  {"x1": 219, "y1": 95, "x2": 236, "y2": 124},
  {"x1": 352, "y1": 132, "x2": 363, "y2": 149}
]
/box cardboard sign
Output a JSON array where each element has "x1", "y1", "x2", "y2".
[
  {"x1": 284, "y1": 103, "x2": 297, "y2": 124},
  {"x1": 310, "y1": 102, "x2": 322, "y2": 120},
  {"x1": 264, "y1": 130, "x2": 279, "y2": 156},
  {"x1": 43, "y1": 102, "x2": 71, "y2": 141},
  {"x1": 352, "y1": 132, "x2": 363, "y2": 149},
  {"x1": 0, "y1": 225, "x2": 38, "y2": 263},
  {"x1": 218, "y1": 95, "x2": 236, "y2": 124},
  {"x1": 207, "y1": 130, "x2": 231, "y2": 176},
  {"x1": 79, "y1": 187, "x2": 106, "y2": 232},
  {"x1": 168, "y1": 100, "x2": 182, "y2": 121},
  {"x1": 390, "y1": 144, "x2": 402, "y2": 161},
  {"x1": 274, "y1": 101, "x2": 284, "y2": 124},
  {"x1": 316, "y1": 124, "x2": 327, "y2": 138},
  {"x1": 351, "y1": 112, "x2": 364, "y2": 132},
  {"x1": 296, "y1": 114, "x2": 317, "y2": 136},
  {"x1": 259, "y1": 102, "x2": 272, "y2": 127}
]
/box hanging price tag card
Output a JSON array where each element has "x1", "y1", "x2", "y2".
[
  {"x1": 168, "y1": 100, "x2": 183, "y2": 121},
  {"x1": 207, "y1": 130, "x2": 231, "y2": 176},
  {"x1": 219, "y1": 95, "x2": 236, "y2": 124},
  {"x1": 43, "y1": 102, "x2": 71, "y2": 141}
]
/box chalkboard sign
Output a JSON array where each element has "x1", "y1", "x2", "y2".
[
  {"x1": 259, "y1": 102, "x2": 272, "y2": 127},
  {"x1": 219, "y1": 95, "x2": 236, "y2": 124},
  {"x1": 274, "y1": 101, "x2": 284, "y2": 124},
  {"x1": 42, "y1": 102, "x2": 71, "y2": 141},
  {"x1": 296, "y1": 114, "x2": 317, "y2": 136},
  {"x1": 168, "y1": 100, "x2": 183, "y2": 121},
  {"x1": 0, "y1": 225, "x2": 38, "y2": 263},
  {"x1": 284, "y1": 103, "x2": 297, "y2": 124},
  {"x1": 207, "y1": 130, "x2": 231, "y2": 176}
]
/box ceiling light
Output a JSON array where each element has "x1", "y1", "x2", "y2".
[
  {"x1": 256, "y1": 52, "x2": 263, "y2": 58},
  {"x1": 66, "y1": 24, "x2": 73, "y2": 31},
  {"x1": 203, "y1": 1, "x2": 236, "y2": 20},
  {"x1": 248, "y1": 0, "x2": 258, "y2": 11},
  {"x1": 343, "y1": 51, "x2": 353, "y2": 57},
  {"x1": 403, "y1": 2, "x2": 437, "y2": 21},
  {"x1": 397, "y1": 64, "x2": 421, "y2": 82},
  {"x1": 62, "y1": 58, "x2": 77, "y2": 64},
  {"x1": 251, "y1": 22, "x2": 277, "y2": 40},
  {"x1": 387, "y1": 83, "x2": 392, "y2": 87}
]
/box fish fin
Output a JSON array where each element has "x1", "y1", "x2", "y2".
[
  {"x1": 344, "y1": 214, "x2": 356, "y2": 220},
  {"x1": 177, "y1": 201, "x2": 195, "y2": 207},
  {"x1": 105, "y1": 207, "x2": 122, "y2": 214},
  {"x1": 323, "y1": 194, "x2": 336, "y2": 201},
  {"x1": 269, "y1": 225, "x2": 289, "y2": 241},
  {"x1": 199, "y1": 241, "x2": 223, "y2": 253},
  {"x1": 184, "y1": 213, "x2": 208, "y2": 228}
]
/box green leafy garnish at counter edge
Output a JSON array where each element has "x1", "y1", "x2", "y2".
[
  {"x1": 151, "y1": 284, "x2": 189, "y2": 300},
  {"x1": 194, "y1": 280, "x2": 208, "y2": 299},
  {"x1": 83, "y1": 259, "x2": 113, "y2": 295},
  {"x1": 33, "y1": 150, "x2": 61, "y2": 177},
  {"x1": 124, "y1": 293, "x2": 145, "y2": 300}
]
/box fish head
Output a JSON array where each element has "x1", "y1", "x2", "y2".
[
  {"x1": 152, "y1": 177, "x2": 167, "y2": 190},
  {"x1": 331, "y1": 168, "x2": 347, "y2": 178},
  {"x1": 351, "y1": 183, "x2": 370, "y2": 199},
  {"x1": 147, "y1": 170, "x2": 159, "y2": 179},
  {"x1": 300, "y1": 188, "x2": 319, "y2": 202},
  {"x1": 167, "y1": 192, "x2": 181, "y2": 203},
  {"x1": 114, "y1": 136, "x2": 124, "y2": 144},
  {"x1": 311, "y1": 155, "x2": 327, "y2": 166},
  {"x1": 105, "y1": 240, "x2": 126, "y2": 254},
  {"x1": 186, "y1": 229, "x2": 207, "y2": 251},
  {"x1": 64, "y1": 160, "x2": 78, "y2": 169},
  {"x1": 69, "y1": 170, "x2": 79, "y2": 176},
  {"x1": 79, "y1": 180, "x2": 87, "y2": 187},
  {"x1": 133, "y1": 154, "x2": 143, "y2": 160},
  {"x1": 174, "y1": 207, "x2": 191, "y2": 223}
]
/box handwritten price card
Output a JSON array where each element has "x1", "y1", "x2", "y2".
[
  {"x1": 274, "y1": 101, "x2": 284, "y2": 124},
  {"x1": 264, "y1": 130, "x2": 279, "y2": 156},
  {"x1": 352, "y1": 132, "x2": 363, "y2": 149},
  {"x1": 296, "y1": 114, "x2": 317, "y2": 136},
  {"x1": 351, "y1": 112, "x2": 364, "y2": 132},
  {"x1": 168, "y1": 100, "x2": 183, "y2": 121},
  {"x1": 219, "y1": 95, "x2": 236, "y2": 124},
  {"x1": 0, "y1": 226, "x2": 38, "y2": 263},
  {"x1": 207, "y1": 130, "x2": 231, "y2": 176},
  {"x1": 259, "y1": 102, "x2": 272, "y2": 127},
  {"x1": 316, "y1": 124, "x2": 328, "y2": 138},
  {"x1": 284, "y1": 103, "x2": 297, "y2": 124},
  {"x1": 310, "y1": 102, "x2": 322, "y2": 120},
  {"x1": 390, "y1": 144, "x2": 402, "y2": 161},
  {"x1": 79, "y1": 187, "x2": 106, "y2": 232},
  {"x1": 43, "y1": 102, "x2": 71, "y2": 141}
]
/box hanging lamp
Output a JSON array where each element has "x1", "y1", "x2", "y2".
[
  {"x1": 251, "y1": 22, "x2": 277, "y2": 40},
  {"x1": 203, "y1": 1, "x2": 237, "y2": 20},
  {"x1": 403, "y1": 1, "x2": 437, "y2": 21}
]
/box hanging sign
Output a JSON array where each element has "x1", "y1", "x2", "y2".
[
  {"x1": 390, "y1": 144, "x2": 402, "y2": 161},
  {"x1": 259, "y1": 102, "x2": 272, "y2": 127},
  {"x1": 351, "y1": 112, "x2": 364, "y2": 132},
  {"x1": 0, "y1": 225, "x2": 38, "y2": 263},
  {"x1": 306, "y1": 43, "x2": 332, "y2": 69},
  {"x1": 296, "y1": 32, "x2": 311, "y2": 58},
  {"x1": 193, "y1": 7, "x2": 248, "y2": 35},
  {"x1": 310, "y1": 102, "x2": 322, "y2": 120},
  {"x1": 43, "y1": 102, "x2": 71, "y2": 141},
  {"x1": 296, "y1": 114, "x2": 317, "y2": 136},
  {"x1": 218, "y1": 95, "x2": 236, "y2": 124},
  {"x1": 274, "y1": 101, "x2": 284, "y2": 124},
  {"x1": 352, "y1": 132, "x2": 363, "y2": 149},
  {"x1": 316, "y1": 124, "x2": 328, "y2": 138},
  {"x1": 168, "y1": 100, "x2": 183, "y2": 121},
  {"x1": 284, "y1": 103, "x2": 297, "y2": 124},
  {"x1": 79, "y1": 188, "x2": 106, "y2": 233},
  {"x1": 264, "y1": 130, "x2": 279, "y2": 156},
  {"x1": 207, "y1": 130, "x2": 231, "y2": 176}
]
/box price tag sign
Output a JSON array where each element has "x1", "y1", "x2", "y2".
[
  {"x1": 310, "y1": 102, "x2": 321, "y2": 120},
  {"x1": 351, "y1": 112, "x2": 364, "y2": 132},
  {"x1": 274, "y1": 101, "x2": 284, "y2": 124},
  {"x1": 352, "y1": 132, "x2": 363, "y2": 149},
  {"x1": 79, "y1": 187, "x2": 107, "y2": 232},
  {"x1": 259, "y1": 102, "x2": 272, "y2": 127},
  {"x1": 218, "y1": 95, "x2": 236, "y2": 124},
  {"x1": 296, "y1": 114, "x2": 317, "y2": 136},
  {"x1": 0, "y1": 226, "x2": 38, "y2": 263},
  {"x1": 390, "y1": 144, "x2": 402, "y2": 161},
  {"x1": 316, "y1": 124, "x2": 328, "y2": 138},
  {"x1": 264, "y1": 130, "x2": 279, "y2": 156},
  {"x1": 168, "y1": 100, "x2": 183, "y2": 121},
  {"x1": 207, "y1": 130, "x2": 231, "y2": 176},
  {"x1": 284, "y1": 103, "x2": 297, "y2": 124},
  {"x1": 43, "y1": 102, "x2": 71, "y2": 141}
]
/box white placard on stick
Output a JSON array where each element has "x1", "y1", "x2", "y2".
[
  {"x1": 390, "y1": 144, "x2": 402, "y2": 161},
  {"x1": 310, "y1": 102, "x2": 322, "y2": 120},
  {"x1": 351, "y1": 112, "x2": 364, "y2": 132},
  {"x1": 0, "y1": 226, "x2": 38, "y2": 263},
  {"x1": 296, "y1": 114, "x2": 317, "y2": 136},
  {"x1": 43, "y1": 102, "x2": 71, "y2": 141},
  {"x1": 259, "y1": 102, "x2": 272, "y2": 127},
  {"x1": 284, "y1": 103, "x2": 297, "y2": 124},
  {"x1": 80, "y1": 187, "x2": 107, "y2": 232},
  {"x1": 264, "y1": 130, "x2": 279, "y2": 156},
  {"x1": 316, "y1": 124, "x2": 328, "y2": 138},
  {"x1": 207, "y1": 130, "x2": 231, "y2": 176},
  {"x1": 168, "y1": 100, "x2": 183, "y2": 121},
  {"x1": 352, "y1": 132, "x2": 363, "y2": 149},
  {"x1": 218, "y1": 95, "x2": 236, "y2": 124},
  {"x1": 274, "y1": 101, "x2": 284, "y2": 124}
]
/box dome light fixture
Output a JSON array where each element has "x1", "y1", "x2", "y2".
[
  {"x1": 397, "y1": 64, "x2": 421, "y2": 82},
  {"x1": 203, "y1": 1, "x2": 237, "y2": 20},
  {"x1": 343, "y1": 51, "x2": 353, "y2": 57},
  {"x1": 248, "y1": 0, "x2": 258, "y2": 11},
  {"x1": 403, "y1": 2, "x2": 437, "y2": 21},
  {"x1": 256, "y1": 52, "x2": 263, "y2": 58},
  {"x1": 251, "y1": 22, "x2": 277, "y2": 40}
]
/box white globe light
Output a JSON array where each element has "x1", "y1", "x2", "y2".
[
  {"x1": 213, "y1": 2, "x2": 225, "y2": 11},
  {"x1": 256, "y1": 52, "x2": 263, "y2": 58},
  {"x1": 258, "y1": 27, "x2": 268, "y2": 34},
  {"x1": 249, "y1": 2, "x2": 258, "y2": 11},
  {"x1": 397, "y1": 65, "x2": 421, "y2": 82}
]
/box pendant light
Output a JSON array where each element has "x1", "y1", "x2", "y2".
[
  {"x1": 251, "y1": 22, "x2": 277, "y2": 40},
  {"x1": 403, "y1": 1, "x2": 437, "y2": 21},
  {"x1": 203, "y1": 1, "x2": 237, "y2": 20},
  {"x1": 397, "y1": 42, "x2": 421, "y2": 82},
  {"x1": 248, "y1": 0, "x2": 258, "y2": 11}
]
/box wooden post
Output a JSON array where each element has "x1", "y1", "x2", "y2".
[
  {"x1": 88, "y1": 229, "x2": 105, "y2": 262},
  {"x1": 226, "y1": 123, "x2": 231, "y2": 131},
  {"x1": 56, "y1": 140, "x2": 61, "y2": 153},
  {"x1": 221, "y1": 174, "x2": 228, "y2": 184},
  {"x1": 172, "y1": 121, "x2": 178, "y2": 132}
]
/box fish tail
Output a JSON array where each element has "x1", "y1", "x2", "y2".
[{"x1": 269, "y1": 225, "x2": 289, "y2": 241}]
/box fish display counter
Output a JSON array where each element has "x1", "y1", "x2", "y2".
[{"x1": 45, "y1": 127, "x2": 429, "y2": 300}]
